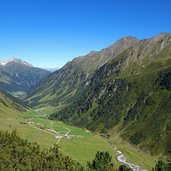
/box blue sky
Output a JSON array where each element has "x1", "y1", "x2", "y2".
[{"x1": 0, "y1": 0, "x2": 171, "y2": 68}]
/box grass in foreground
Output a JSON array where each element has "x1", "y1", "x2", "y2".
[{"x1": 0, "y1": 106, "x2": 159, "y2": 170}]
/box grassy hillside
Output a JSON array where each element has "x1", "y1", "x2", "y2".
[
  {"x1": 0, "y1": 91, "x2": 57, "y2": 148},
  {"x1": 0, "y1": 91, "x2": 28, "y2": 112}
]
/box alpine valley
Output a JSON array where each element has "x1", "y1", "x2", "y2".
[
  {"x1": 1, "y1": 33, "x2": 171, "y2": 171},
  {"x1": 26, "y1": 33, "x2": 171, "y2": 156}
]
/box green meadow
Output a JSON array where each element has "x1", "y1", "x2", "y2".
[
  {"x1": 0, "y1": 105, "x2": 159, "y2": 170},
  {"x1": 19, "y1": 110, "x2": 119, "y2": 165}
]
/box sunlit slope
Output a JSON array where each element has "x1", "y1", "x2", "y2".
[
  {"x1": 49, "y1": 33, "x2": 171, "y2": 158},
  {"x1": 26, "y1": 37, "x2": 139, "y2": 106}
]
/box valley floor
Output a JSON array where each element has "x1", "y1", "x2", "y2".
[{"x1": 0, "y1": 106, "x2": 159, "y2": 170}]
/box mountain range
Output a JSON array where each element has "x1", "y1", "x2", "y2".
[
  {"x1": 25, "y1": 33, "x2": 171, "y2": 157},
  {"x1": 44, "y1": 68, "x2": 59, "y2": 72},
  {"x1": 26, "y1": 36, "x2": 139, "y2": 106}
]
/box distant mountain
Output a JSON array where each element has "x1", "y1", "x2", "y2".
[
  {"x1": 26, "y1": 33, "x2": 171, "y2": 157},
  {"x1": 44, "y1": 68, "x2": 59, "y2": 73},
  {"x1": 0, "y1": 57, "x2": 32, "y2": 67},
  {"x1": 0, "y1": 58, "x2": 50, "y2": 95}
]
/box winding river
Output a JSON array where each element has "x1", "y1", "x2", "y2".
[{"x1": 115, "y1": 148, "x2": 148, "y2": 171}]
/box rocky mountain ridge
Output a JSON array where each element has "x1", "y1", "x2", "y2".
[{"x1": 26, "y1": 35, "x2": 140, "y2": 105}]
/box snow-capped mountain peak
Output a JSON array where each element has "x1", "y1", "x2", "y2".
[{"x1": 0, "y1": 58, "x2": 33, "y2": 67}]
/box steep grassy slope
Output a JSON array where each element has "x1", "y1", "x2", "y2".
[
  {"x1": 0, "y1": 58, "x2": 50, "y2": 95},
  {"x1": 26, "y1": 37, "x2": 139, "y2": 106},
  {"x1": 48, "y1": 33, "x2": 171, "y2": 158},
  {"x1": 0, "y1": 91, "x2": 28, "y2": 112},
  {"x1": 0, "y1": 91, "x2": 58, "y2": 148}
]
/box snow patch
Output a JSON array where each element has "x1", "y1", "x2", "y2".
[{"x1": 0, "y1": 57, "x2": 33, "y2": 67}]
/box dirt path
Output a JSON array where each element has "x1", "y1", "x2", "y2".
[
  {"x1": 27, "y1": 121, "x2": 71, "y2": 145},
  {"x1": 28, "y1": 122, "x2": 55, "y2": 136},
  {"x1": 56, "y1": 127, "x2": 70, "y2": 144}
]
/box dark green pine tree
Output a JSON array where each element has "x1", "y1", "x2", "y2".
[
  {"x1": 88, "y1": 151, "x2": 114, "y2": 171},
  {"x1": 152, "y1": 160, "x2": 169, "y2": 171}
]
